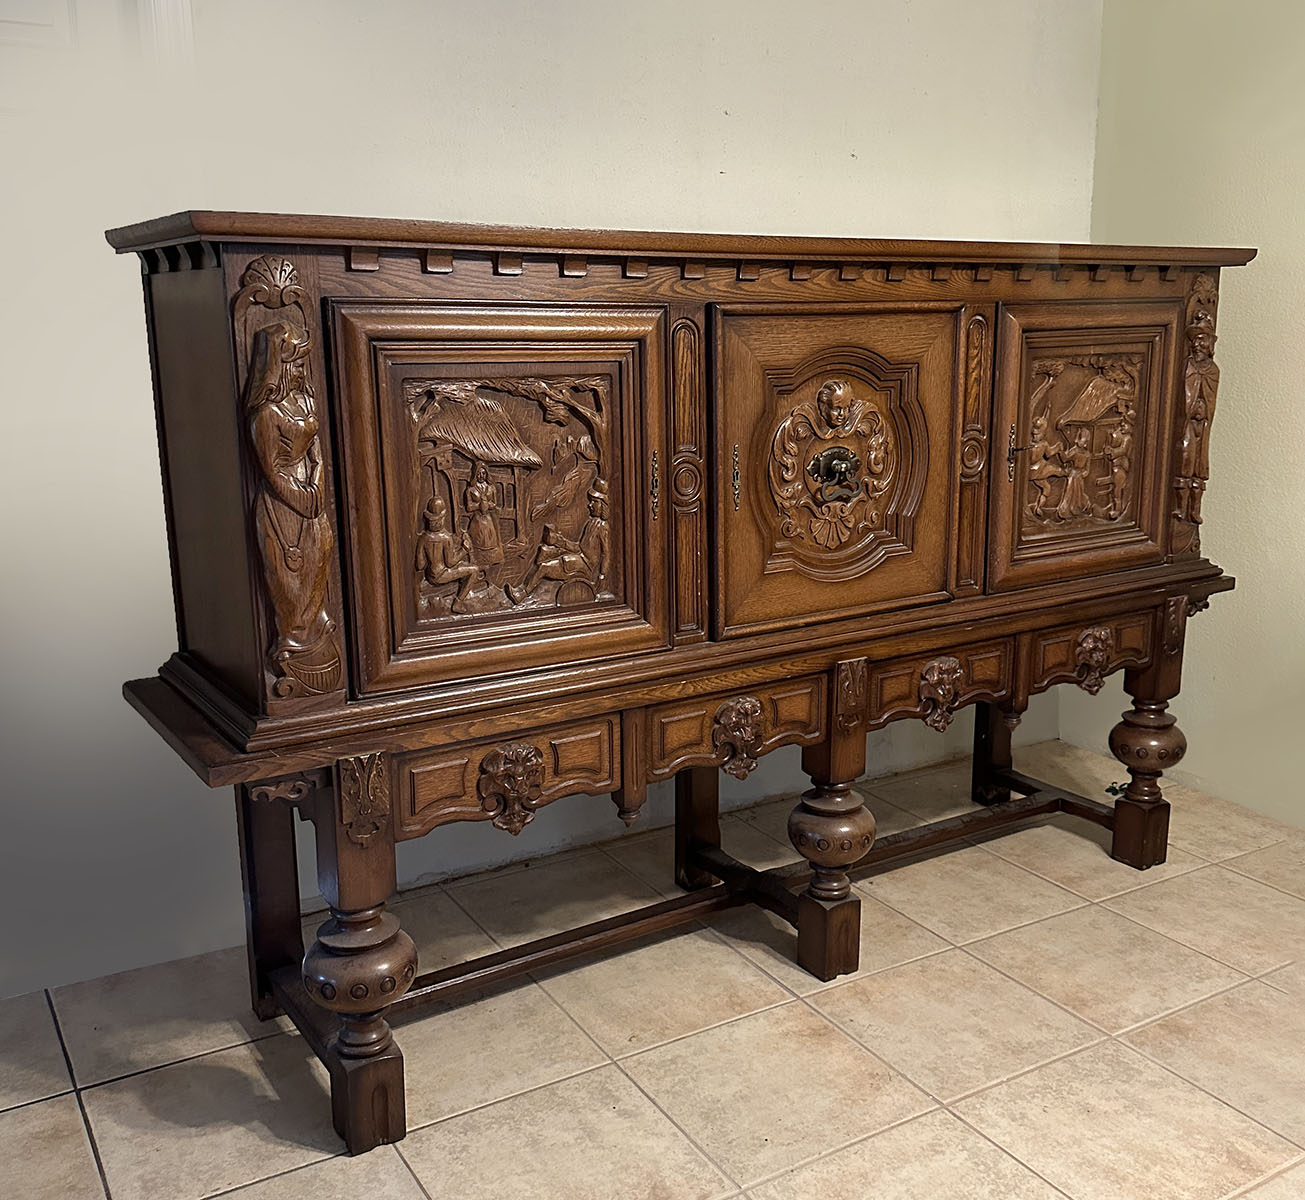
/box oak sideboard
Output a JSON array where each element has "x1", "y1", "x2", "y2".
[{"x1": 106, "y1": 212, "x2": 1253, "y2": 1152}]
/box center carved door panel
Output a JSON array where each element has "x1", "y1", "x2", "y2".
[
  {"x1": 332, "y1": 304, "x2": 670, "y2": 692},
  {"x1": 989, "y1": 300, "x2": 1181, "y2": 591},
  {"x1": 713, "y1": 305, "x2": 970, "y2": 638}
]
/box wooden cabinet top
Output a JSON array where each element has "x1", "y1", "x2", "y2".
[{"x1": 106, "y1": 209, "x2": 1255, "y2": 269}]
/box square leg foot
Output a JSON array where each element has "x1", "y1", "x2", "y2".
[
  {"x1": 328, "y1": 1042, "x2": 407, "y2": 1154},
  {"x1": 1111, "y1": 798, "x2": 1171, "y2": 870},
  {"x1": 795, "y1": 890, "x2": 862, "y2": 982}
]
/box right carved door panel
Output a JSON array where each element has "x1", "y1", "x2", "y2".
[
  {"x1": 713, "y1": 305, "x2": 970, "y2": 638},
  {"x1": 990, "y1": 300, "x2": 1181, "y2": 591}
]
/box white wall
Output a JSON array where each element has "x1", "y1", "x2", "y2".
[
  {"x1": 1059, "y1": 0, "x2": 1304, "y2": 829},
  {"x1": 0, "y1": 0, "x2": 1097, "y2": 998}
]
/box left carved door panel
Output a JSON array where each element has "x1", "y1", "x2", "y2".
[
  {"x1": 332, "y1": 304, "x2": 670, "y2": 692},
  {"x1": 713, "y1": 305, "x2": 972, "y2": 638}
]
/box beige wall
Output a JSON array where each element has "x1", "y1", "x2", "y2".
[
  {"x1": 1059, "y1": 0, "x2": 1304, "y2": 829},
  {"x1": 0, "y1": 0, "x2": 1098, "y2": 997}
]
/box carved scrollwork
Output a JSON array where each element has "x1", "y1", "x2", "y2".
[
  {"x1": 250, "y1": 776, "x2": 314, "y2": 806},
  {"x1": 477, "y1": 742, "x2": 546, "y2": 835},
  {"x1": 235, "y1": 255, "x2": 343, "y2": 700},
  {"x1": 1172, "y1": 274, "x2": 1220, "y2": 554},
  {"x1": 1024, "y1": 353, "x2": 1142, "y2": 528},
  {"x1": 1074, "y1": 626, "x2": 1115, "y2": 694},
  {"x1": 406, "y1": 376, "x2": 616, "y2": 619},
  {"x1": 338, "y1": 754, "x2": 389, "y2": 847},
  {"x1": 768, "y1": 378, "x2": 894, "y2": 550},
  {"x1": 919, "y1": 656, "x2": 965, "y2": 732},
  {"x1": 834, "y1": 659, "x2": 869, "y2": 733},
  {"x1": 712, "y1": 697, "x2": 764, "y2": 780}
]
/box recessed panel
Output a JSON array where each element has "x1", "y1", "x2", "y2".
[
  {"x1": 713, "y1": 306, "x2": 965, "y2": 637},
  {"x1": 332, "y1": 304, "x2": 670, "y2": 692},
  {"x1": 990, "y1": 301, "x2": 1181, "y2": 591}
]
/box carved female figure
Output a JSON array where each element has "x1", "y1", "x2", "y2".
[
  {"x1": 246, "y1": 320, "x2": 340, "y2": 694},
  {"x1": 463, "y1": 462, "x2": 505, "y2": 571},
  {"x1": 1055, "y1": 427, "x2": 1095, "y2": 521}
]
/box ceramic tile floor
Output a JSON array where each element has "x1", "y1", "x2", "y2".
[{"x1": 4, "y1": 740, "x2": 1305, "y2": 1199}]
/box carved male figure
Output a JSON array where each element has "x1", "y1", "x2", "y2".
[
  {"x1": 1177, "y1": 311, "x2": 1219, "y2": 523},
  {"x1": 1100, "y1": 420, "x2": 1133, "y2": 519},
  {"x1": 415, "y1": 497, "x2": 483, "y2": 607},
  {"x1": 1026, "y1": 414, "x2": 1065, "y2": 519},
  {"x1": 508, "y1": 481, "x2": 611, "y2": 604}
]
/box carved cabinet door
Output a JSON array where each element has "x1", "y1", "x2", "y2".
[
  {"x1": 713, "y1": 305, "x2": 982, "y2": 637},
  {"x1": 331, "y1": 303, "x2": 670, "y2": 692},
  {"x1": 989, "y1": 300, "x2": 1181, "y2": 591}
]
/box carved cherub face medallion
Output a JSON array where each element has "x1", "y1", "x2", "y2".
[{"x1": 815, "y1": 378, "x2": 855, "y2": 432}]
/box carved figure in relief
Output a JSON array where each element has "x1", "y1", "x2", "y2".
[
  {"x1": 1055, "y1": 428, "x2": 1095, "y2": 521},
  {"x1": 508, "y1": 481, "x2": 611, "y2": 605},
  {"x1": 407, "y1": 376, "x2": 617, "y2": 617},
  {"x1": 233, "y1": 255, "x2": 344, "y2": 699},
  {"x1": 1176, "y1": 309, "x2": 1218, "y2": 525},
  {"x1": 414, "y1": 498, "x2": 489, "y2": 613},
  {"x1": 1100, "y1": 421, "x2": 1134, "y2": 520},
  {"x1": 1023, "y1": 355, "x2": 1141, "y2": 529},
  {"x1": 463, "y1": 463, "x2": 506, "y2": 576},
  {"x1": 1027, "y1": 414, "x2": 1066, "y2": 518},
  {"x1": 245, "y1": 319, "x2": 342, "y2": 696},
  {"x1": 769, "y1": 377, "x2": 894, "y2": 551}
]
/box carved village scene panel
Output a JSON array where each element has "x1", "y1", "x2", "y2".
[
  {"x1": 1021, "y1": 350, "x2": 1144, "y2": 535},
  {"x1": 401, "y1": 373, "x2": 624, "y2": 626}
]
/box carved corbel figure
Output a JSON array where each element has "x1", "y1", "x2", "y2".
[{"x1": 1074, "y1": 626, "x2": 1115, "y2": 695}]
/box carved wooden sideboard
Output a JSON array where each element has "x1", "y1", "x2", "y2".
[{"x1": 106, "y1": 212, "x2": 1253, "y2": 1153}]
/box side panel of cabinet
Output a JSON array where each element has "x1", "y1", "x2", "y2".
[
  {"x1": 989, "y1": 300, "x2": 1181, "y2": 591},
  {"x1": 331, "y1": 304, "x2": 671, "y2": 692},
  {"x1": 713, "y1": 305, "x2": 976, "y2": 638}
]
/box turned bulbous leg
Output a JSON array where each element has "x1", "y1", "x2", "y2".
[
  {"x1": 788, "y1": 778, "x2": 877, "y2": 981},
  {"x1": 303, "y1": 904, "x2": 418, "y2": 1055},
  {"x1": 788, "y1": 783, "x2": 878, "y2": 902},
  {"x1": 302, "y1": 902, "x2": 418, "y2": 1151},
  {"x1": 1109, "y1": 699, "x2": 1185, "y2": 869}
]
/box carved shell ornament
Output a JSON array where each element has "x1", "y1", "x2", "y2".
[
  {"x1": 713, "y1": 696, "x2": 764, "y2": 780},
  {"x1": 768, "y1": 378, "x2": 895, "y2": 551},
  {"x1": 919, "y1": 656, "x2": 965, "y2": 732}
]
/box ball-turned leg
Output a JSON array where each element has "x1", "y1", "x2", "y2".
[
  {"x1": 303, "y1": 754, "x2": 417, "y2": 1153},
  {"x1": 1110, "y1": 598, "x2": 1189, "y2": 870},
  {"x1": 789, "y1": 689, "x2": 876, "y2": 981}
]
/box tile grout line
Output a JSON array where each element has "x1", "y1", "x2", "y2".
[
  {"x1": 1115, "y1": 1034, "x2": 1305, "y2": 1154},
  {"x1": 1098, "y1": 877, "x2": 1299, "y2": 976},
  {"x1": 202, "y1": 1152, "x2": 346, "y2": 1199},
  {"x1": 1218, "y1": 1151, "x2": 1305, "y2": 1200},
  {"x1": 44, "y1": 989, "x2": 113, "y2": 1200},
  {"x1": 391, "y1": 1143, "x2": 437, "y2": 1200},
  {"x1": 608, "y1": 1058, "x2": 746, "y2": 1194},
  {"x1": 942, "y1": 1103, "x2": 1078, "y2": 1199}
]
